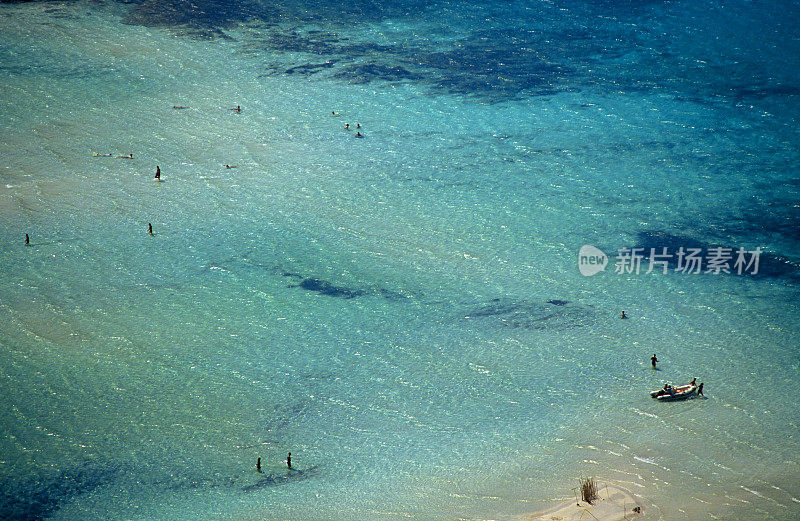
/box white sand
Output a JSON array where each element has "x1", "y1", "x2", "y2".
[{"x1": 526, "y1": 483, "x2": 644, "y2": 521}]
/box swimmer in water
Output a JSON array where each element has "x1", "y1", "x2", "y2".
[
  {"x1": 224, "y1": 164, "x2": 238, "y2": 169},
  {"x1": 117, "y1": 153, "x2": 133, "y2": 159},
  {"x1": 229, "y1": 105, "x2": 241, "y2": 113},
  {"x1": 173, "y1": 105, "x2": 189, "y2": 109},
  {"x1": 344, "y1": 123, "x2": 350, "y2": 130},
  {"x1": 355, "y1": 132, "x2": 363, "y2": 138},
  {"x1": 93, "y1": 152, "x2": 112, "y2": 157}
]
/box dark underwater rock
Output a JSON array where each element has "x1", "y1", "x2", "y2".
[
  {"x1": 463, "y1": 298, "x2": 595, "y2": 331},
  {"x1": 0, "y1": 461, "x2": 122, "y2": 521},
  {"x1": 635, "y1": 230, "x2": 798, "y2": 280}
]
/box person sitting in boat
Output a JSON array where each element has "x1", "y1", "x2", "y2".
[{"x1": 689, "y1": 377, "x2": 697, "y2": 386}]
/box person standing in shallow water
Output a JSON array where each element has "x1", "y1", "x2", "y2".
[
  {"x1": 651, "y1": 353, "x2": 658, "y2": 368},
  {"x1": 287, "y1": 453, "x2": 291, "y2": 469},
  {"x1": 256, "y1": 457, "x2": 261, "y2": 473},
  {"x1": 148, "y1": 223, "x2": 153, "y2": 235},
  {"x1": 155, "y1": 165, "x2": 161, "y2": 181},
  {"x1": 25, "y1": 233, "x2": 29, "y2": 245}
]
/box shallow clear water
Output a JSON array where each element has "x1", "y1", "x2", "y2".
[{"x1": 1, "y1": 1, "x2": 799, "y2": 520}]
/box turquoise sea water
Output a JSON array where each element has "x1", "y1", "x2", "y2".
[{"x1": 1, "y1": 1, "x2": 799, "y2": 520}]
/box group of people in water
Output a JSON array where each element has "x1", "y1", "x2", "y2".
[
  {"x1": 83, "y1": 104, "x2": 368, "y2": 243},
  {"x1": 88, "y1": 103, "x2": 257, "y2": 237},
  {"x1": 343, "y1": 122, "x2": 364, "y2": 138},
  {"x1": 334, "y1": 112, "x2": 365, "y2": 138},
  {"x1": 615, "y1": 314, "x2": 707, "y2": 399},
  {"x1": 655, "y1": 379, "x2": 704, "y2": 398},
  {"x1": 256, "y1": 453, "x2": 292, "y2": 473},
  {"x1": 652, "y1": 353, "x2": 705, "y2": 397}
]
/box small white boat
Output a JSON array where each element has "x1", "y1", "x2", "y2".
[{"x1": 650, "y1": 383, "x2": 697, "y2": 401}]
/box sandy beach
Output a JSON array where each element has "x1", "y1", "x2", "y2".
[{"x1": 527, "y1": 482, "x2": 648, "y2": 521}]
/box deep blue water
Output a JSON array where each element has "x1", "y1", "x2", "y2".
[{"x1": 1, "y1": 0, "x2": 799, "y2": 519}]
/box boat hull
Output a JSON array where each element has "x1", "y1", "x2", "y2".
[{"x1": 650, "y1": 384, "x2": 698, "y2": 401}]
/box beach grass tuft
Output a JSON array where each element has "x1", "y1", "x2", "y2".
[{"x1": 579, "y1": 477, "x2": 598, "y2": 504}]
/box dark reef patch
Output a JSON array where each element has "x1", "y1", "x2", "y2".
[
  {"x1": 332, "y1": 62, "x2": 421, "y2": 83},
  {"x1": 281, "y1": 271, "x2": 409, "y2": 301},
  {"x1": 121, "y1": 0, "x2": 426, "y2": 29},
  {"x1": 249, "y1": 25, "x2": 585, "y2": 101},
  {"x1": 241, "y1": 465, "x2": 321, "y2": 492},
  {"x1": 0, "y1": 461, "x2": 122, "y2": 521},
  {"x1": 463, "y1": 298, "x2": 595, "y2": 331},
  {"x1": 123, "y1": 0, "x2": 265, "y2": 28},
  {"x1": 634, "y1": 231, "x2": 799, "y2": 280},
  {"x1": 284, "y1": 60, "x2": 338, "y2": 75},
  {"x1": 256, "y1": 29, "x2": 343, "y2": 55},
  {"x1": 286, "y1": 275, "x2": 367, "y2": 299},
  {"x1": 732, "y1": 83, "x2": 800, "y2": 101},
  {"x1": 97, "y1": 0, "x2": 799, "y2": 103},
  {"x1": 0, "y1": 456, "x2": 321, "y2": 519},
  {"x1": 410, "y1": 29, "x2": 574, "y2": 100},
  {"x1": 114, "y1": 0, "x2": 660, "y2": 101},
  {"x1": 725, "y1": 193, "x2": 800, "y2": 245}
]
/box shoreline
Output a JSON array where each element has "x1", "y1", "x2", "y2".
[{"x1": 525, "y1": 482, "x2": 651, "y2": 521}]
